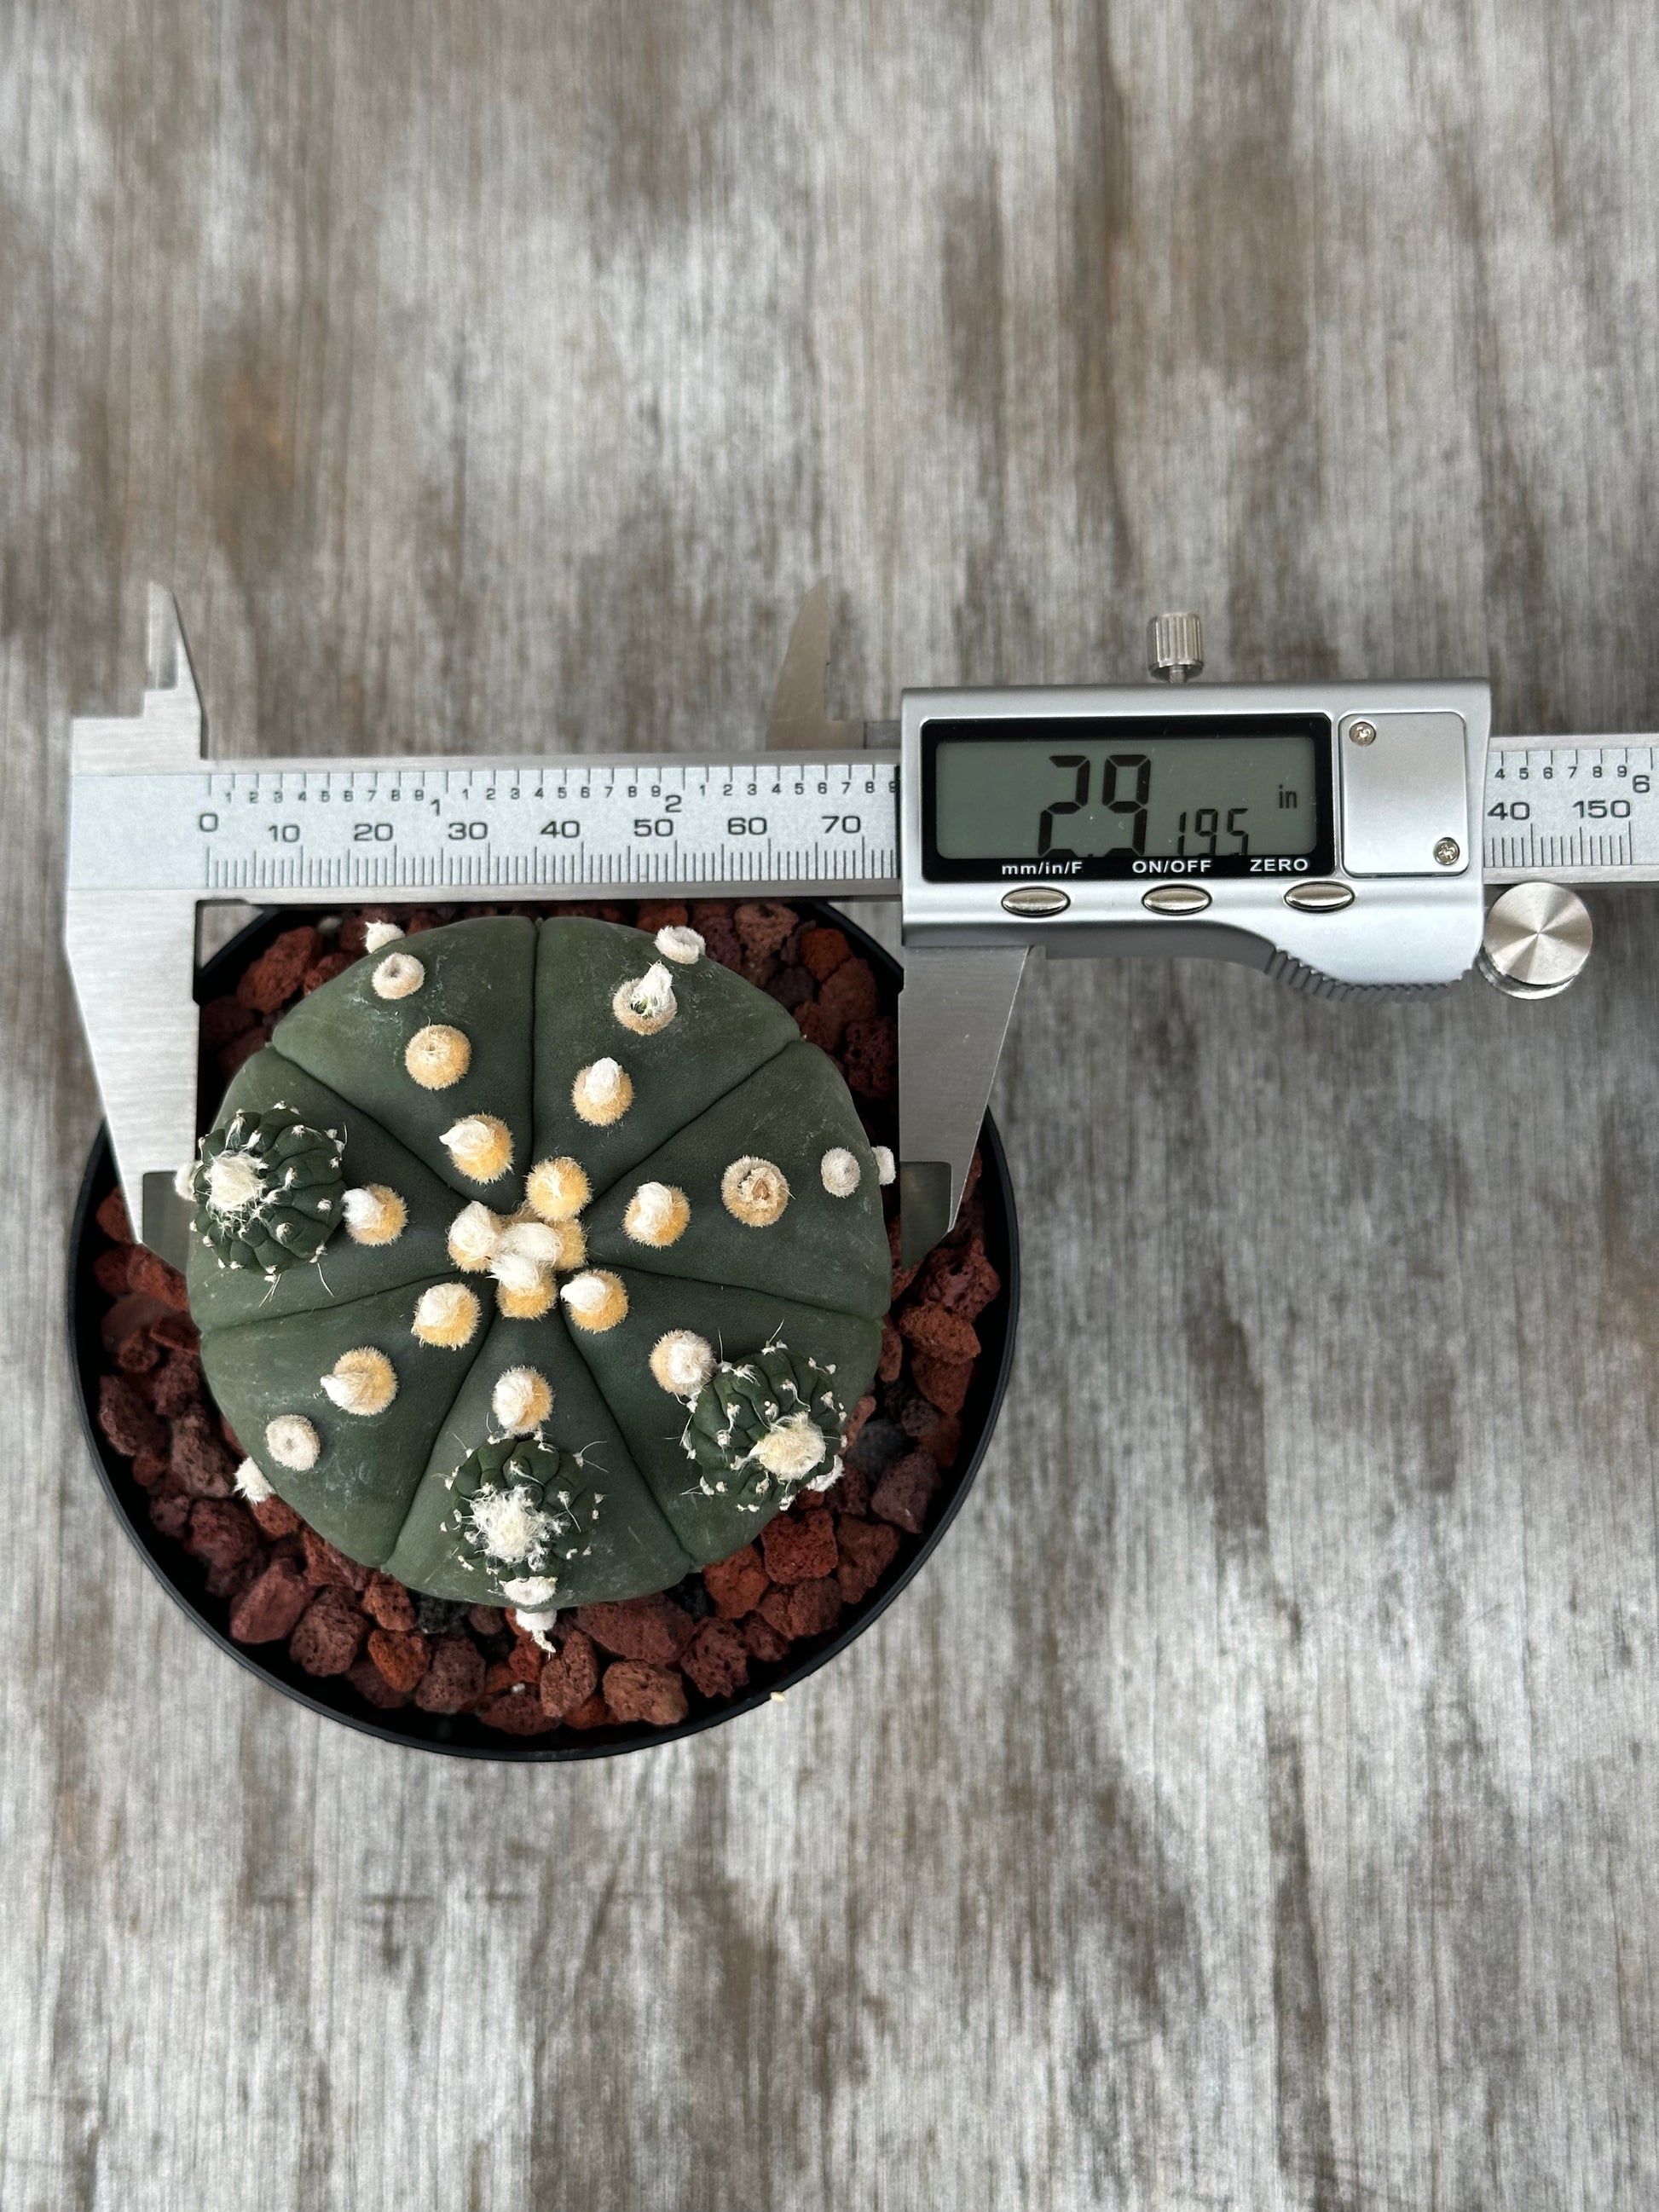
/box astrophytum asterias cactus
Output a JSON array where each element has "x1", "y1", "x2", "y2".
[{"x1": 183, "y1": 916, "x2": 890, "y2": 1608}]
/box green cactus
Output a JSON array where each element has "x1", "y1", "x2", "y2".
[{"x1": 184, "y1": 915, "x2": 891, "y2": 1610}]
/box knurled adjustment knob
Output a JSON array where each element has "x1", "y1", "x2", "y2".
[{"x1": 1147, "y1": 611, "x2": 1204, "y2": 684}]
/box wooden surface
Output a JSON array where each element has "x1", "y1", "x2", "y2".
[{"x1": 5, "y1": 3, "x2": 1659, "y2": 2205}]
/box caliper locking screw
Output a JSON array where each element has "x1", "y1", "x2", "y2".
[
  {"x1": 1349, "y1": 719, "x2": 1377, "y2": 746},
  {"x1": 1433, "y1": 837, "x2": 1461, "y2": 867}
]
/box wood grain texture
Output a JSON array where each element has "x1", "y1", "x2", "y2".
[{"x1": 5, "y1": 2, "x2": 1659, "y2": 2204}]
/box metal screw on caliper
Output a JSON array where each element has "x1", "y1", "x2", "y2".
[
  {"x1": 1146, "y1": 612, "x2": 1205, "y2": 684},
  {"x1": 1477, "y1": 881, "x2": 1594, "y2": 1000}
]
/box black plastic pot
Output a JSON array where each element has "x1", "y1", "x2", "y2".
[{"x1": 67, "y1": 903, "x2": 1019, "y2": 1759}]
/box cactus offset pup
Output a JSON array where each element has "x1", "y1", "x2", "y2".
[{"x1": 182, "y1": 916, "x2": 892, "y2": 1622}]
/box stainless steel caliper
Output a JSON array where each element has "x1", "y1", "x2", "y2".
[{"x1": 66, "y1": 587, "x2": 1640, "y2": 1269}]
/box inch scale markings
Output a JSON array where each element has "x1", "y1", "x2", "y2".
[{"x1": 1483, "y1": 738, "x2": 1659, "y2": 882}]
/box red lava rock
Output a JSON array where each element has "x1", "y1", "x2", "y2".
[
  {"x1": 148, "y1": 1491, "x2": 192, "y2": 1541},
  {"x1": 289, "y1": 1585, "x2": 368, "y2": 1677},
  {"x1": 151, "y1": 1352, "x2": 205, "y2": 1416},
  {"x1": 228, "y1": 1560, "x2": 313, "y2": 1643},
  {"x1": 922, "y1": 1413, "x2": 963, "y2": 1469},
  {"x1": 871, "y1": 1450, "x2": 942, "y2": 1536},
  {"x1": 367, "y1": 1628, "x2": 431, "y2": 1692},
  {"x1": 130, "y1": 1448, "x2": 169, "y2": 1489},
  {"x1": 236, "y1": 925, "x2": 324, "y2": 1014},
  {"x1": 149, "y1": 1309, "x2": 199, "y2": 1353},
  {"x1": 93, "y1": 1247, "x2": 135, "y2": 1297},
  {"x1": 817, "y1": 956, "x2": 877, "y2": 1037},
  {"x1": 689, "y1": 904, "x2": 744, "y2": 971},
  {"x1": 115, "y1": 1325, "x2": 159, "y2": 1373},
  {"x1": 920, "y1": 1238, "x2": 1002, "y2": 1322},
  {"x1": 760, "y1": 1510, "x2": 839, "y2": 1585},
  {"x1": 740, "y1": 1612, "x2": 791, "y2": 1662},
  {"x1": 702, "y1": 1544, "x2": 770, "y2": 1620},
  {"x1": 733, "y1": 901, "x2": 798, "y2": 962},
  {"x1": 95, "y1": 1187, "x2": 133, "y2": 1242},
  {"x1": 478, "y1": 1686, "x2": 558, "y2": 1735},
  {"x1": 346, "y1": 1655, "x2": 409, "y2": 1709},
  {"x1": 98, "y1": 1374, "x2": 168, "y2": 1458},
  {"x1": 361, "y1": 1570, "x2": 418, "y2": 1631},
  {"x1": 833, "y1": 1463, "x2": 871, "y2": 1516},
  {"x1": 482, "y1": 1659, "x2": 517, "y2": 1695},
  {"x1": 798, "y1": 925, "x2": 851, "y2": 980},
  {"x1": 251, "y1": 1493, "x2": 303, "y2": 1538},
  {"x1": 635, "y1": 900, "x2": 689, "y2": 932},
  {"x1": 602, "y1": 1660, "x2": 689, "y2": 1728},
  {"x1": 795, "y1": 1002, "x2": 841, "y2": 1053},
  {"x1": 680, "y1": 1618, "x2": 749, "y2": 1701},
  {"x1": 303, "y1": 951, "x2": 353, "y2": 993},
  {"x1": 506, "y1": 1634, "x2": 544, "y2": 1684},
  {"x1": 540, "y1": 1627, "x2": 600, "y2": 1718},
  {"x1": 127, "y1": 1248, "x2": 189, "y2": 1310},
  {"x1": 301, "y1": 1527, "x2": 371, "y2": 1591},
  {"x1": 842, "y1": 1392, "x2": 876, "y2": 1450},
  {"x1": 911, "y1": 1351, "x2": 974, "y2": 1417},
  {"x1": 878, "y1": 1318, "x2": 905, "y2": 1382},
  {"x1": 760, "y1": 1578, "x2": 842, "y2": 1641},
  {"x1": 767, "y1": 963, "x2": 817, "y2": 1012},
  {"x1": 836, "y1": 1516, "x2": 900, "y2": 1603},
  {"x1": 563, "y1": 1691, "x2": 613, "y2": 1730},
  {"x1": 898, "y1": 1302, "x2": 980, "y2": 1363},
  {"x1": 466, "y1": 1604, "x2": 506, "y2": 1636},
  {"x1": 413, "y1": 1634, "x2": 485, "y2": 1713},
  {"x1": 887, "y1": 1216, "x2": 922, "y2": 1301},
  {"x1": 170, "y1": 1405, "x2": 235, "y2": 1496},
  {"x1": 842, "y1": 1014, "x2": 897, "y2": 1100},
  {"x1": 575, "y1": 1593, "x2": 695, "y2": 1665},
  {"x1": 186, "y1": 1498, "x2": 262, "y2": 1574},
  {"x1": 217, "y1": 1026, "x2": 270, "y2": 1079},
  {"x1": 200, "y1": 995, "x2": 256, "y2": 1049}
]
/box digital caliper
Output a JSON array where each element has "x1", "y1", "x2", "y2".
[{"x1": 66, "y1": 586, "x2": 1642, "y2": 1268}]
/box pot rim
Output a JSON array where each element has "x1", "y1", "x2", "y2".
[{"x1": 66, "y1": 902, "x2": 1020, "y2": 1760}]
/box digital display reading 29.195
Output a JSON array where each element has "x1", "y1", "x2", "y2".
[{"x1": 922, "y1": 714, "x2": 1334, "y2": 881}]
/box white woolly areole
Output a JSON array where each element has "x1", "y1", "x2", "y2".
[
  {"x1": 502, "y1": 1576, "x2": 558, "y2": 1608},
  {"x1": 174, "y1": 1159, "x2": 197, "y2": 1200},
  {"x1": 746, "y1": 1410, "x2": 829, "y2": 1481},
  {"x1": 820, "y1": 1146, "x2": 861, "y2": 1197},
  {"x1": 525, "y1": 1155, "x2": 590, "y2": 1221},
  {"x1": 493, "y1": 1366, "x2": 553, "y2": 1435},
  {"x1": 234, "y1": 1456, "x2": 275, "y2": 1504},
  {"x1": 447, "y1": 1201, "x2": 502, "y2": 1272},
  {"x1": 321, "y1": 1347, "x2": 399, "y2": 1417},
  {"x1": 205, "y1": 1147, "x2": 265, "y2": 1217},
  {"x1": 649, "y1": 1329, "x2": 716, "y2": 1398},
  {"x1": 721, "y1": 1155, "x2": 790, "y2": 1227},
  {"x1": 872, "y1": 1145, "x2": 897, "y2": 1187},
  {"x1": 265, "y1": 1413, "x2": 320, "y2": 1471},
  {"x1": 612, "y1": 962, "x2": 678, "y2": 1034},
  {"x1": 344, "y1": 1184, "x2": 408, "y2": 1245},
  {"x1": 559, "y1": 1269, "x2": 628, "y2": 1331},
  {"x1": 496, "y1": 1220, "x2": 562, "y2": 1268},
  {"x1": 406, "y1": 1024, "x2": 471, "y2": 1089},
  {"x1": 464, "y1": 1484, "x2": 552, "y2": 1566},
  {"x1": 412, "y1": 1281, "x2": 483, "y2": 1348},
  {"x1": 623, "y1": 1181, "x2": 689, "y2": 1247},
  {"x1": 806, "y1": 1454, "x2": 845, "y2": 1494},
  {"x1": 442, "y1": 1113, "x2": 513, "y2": 1181},
  {"x1": 490, "y1": 1246, "x2": 546, "y2": 1296},
  {"x1": 363, "y1": 921, "x2": 405, "y2": 952},
  {"x1": 573, "y1": 1057, "x2": 633, "y2": 1125},
  {"x1": 655, "y1": 924, "x2": 704, "y2": 965},
  {"x1": 372, "y1": 951, "x2": 425, "y2": 999},
  {"x1": 505, "y1": 1582, "x2": 560, "y2": 1647}
]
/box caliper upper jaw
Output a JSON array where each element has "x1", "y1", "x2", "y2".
[{"x1": 65, "y1": 585, "x2": 205, "y2": 1269}]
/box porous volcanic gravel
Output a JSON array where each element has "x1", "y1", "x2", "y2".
[{"x1": 89, "y1": 901, "x2": 1004, "y2": 1737}]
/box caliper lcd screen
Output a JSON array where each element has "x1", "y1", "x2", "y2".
[{"x1": 923, "y1": 714, "x2": 1334, "y2": 881}]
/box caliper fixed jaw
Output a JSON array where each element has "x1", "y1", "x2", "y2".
[{"x1": 65, "y1": 585, "x2": 205, "y2": 1270}]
